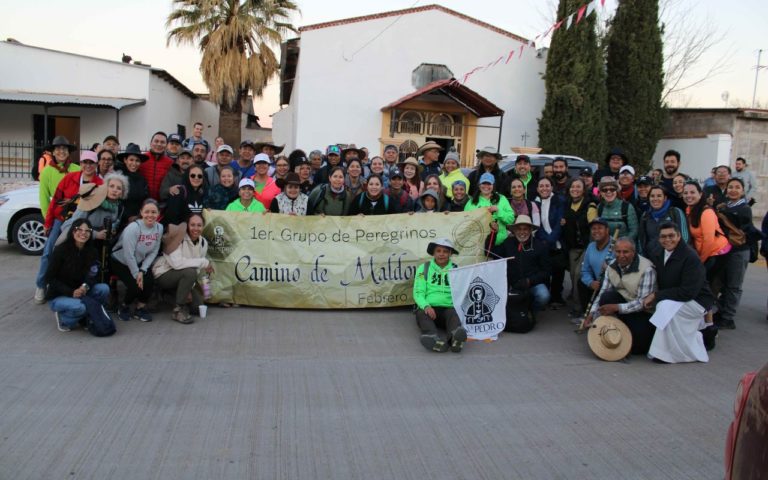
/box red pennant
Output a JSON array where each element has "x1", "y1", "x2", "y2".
[
  {"x1": 600, "y1": 0, "x2": 606, "y2": 5},
  {"x1": 518, "y1": 43, "x2": 525, "y2": 58},
  {"x1": 492, "y1": 55, "x2": 504, "y2": 67},
  {"x1": 576, "y1": 4, "x2": 587, "y2": 23},
  {"x1": 505, "y1": 49, "x2": 515, "y2": 64},
  {"x1": 553, "y1": 19, "x2": 564, "y2": 31}
]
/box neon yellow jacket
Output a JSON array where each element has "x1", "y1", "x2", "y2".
[
  {"x1": 413, "y1": 259, "x2": 456, "y2": 309},
  {"x1": 464, "y1": 194, "x2": 515, "y2": 245}
]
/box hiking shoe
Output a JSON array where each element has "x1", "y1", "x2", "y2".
[
  {"x1": 117, "y1": 304, "x2": 132, "y2": 321},
  {"x1": 419, "y1": 334, "x2": 449, "y2": 352},
  {"x1": 134, "y1": 307, "x2": 153, "y2": 322},
  {"x1": 34, "y1": 287, "x2": 46, "y2": 304},
  {"x1": 702, "y1": 325, "x2": 718, "y2": 351},
  {"x1": 55, "y1": 312, "x2": 70, "y2": 332},
  {"x1": 450, "y1": 327, "x2": 467, "y2": 353},
  {"x1": 172, "y1": 306, "x2": 193, "y2": 324}
]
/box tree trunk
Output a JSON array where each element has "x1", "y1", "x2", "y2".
[{"x1": 218, "y1": 95, "x2": 244, "y2": 148}]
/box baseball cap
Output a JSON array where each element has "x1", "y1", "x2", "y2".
[
  {"x1": 80, "y1": 151, "x2": 98, "y2": 163},
  {"x1": 384, "y1": 144, "x2": 398, "y2": 153},
  {"x1": 389, "y1": 168, "x2": 404, "y2": 179},
  {"x1": 619, "y1": 165, "x2": 635, "y2": 176},
  {"x1": 589, "y1": 217, "x2": 609, "y2": 228},
  {"x1": 217, "y1": 144, "x2": 234, "y2": 154},
  {"x1": 168, "y1": 133, "x2": 183, "y2": 144},
  {"x1": 515, "y1": 154, "x2": 531, "y2": 164},
  {"x1": 326, "y1": 145, "x2": 341, "y2": 156},
  {"x1": 579, "y1": 167, "x2": 593, "y2": 177},
  {"x1": 178, "y1": 149, "x2": 193, "y2": 158},
  {"x1": 253, "y1": 153, "x2": 270, "y2": 164},
  {"x1": 240, "y1": 140, "x2": 255, "y2": 149},
  {"x1": 238, "y1": 178, "x2": 255, "y2": 189},
  {"x1": 479, "y1": 172, "x2": 495, "y2": 185},
  {"x1": 636, "y1": 175, "x2": 652, "y2": 185}
]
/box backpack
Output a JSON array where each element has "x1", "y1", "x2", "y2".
[
  {"x1": 715, "y1": 211, "x2": 746, "y2": 247},
  {"x1": 505, "y1": 290, "x2": 534, "y2": 334},
  {"x1": 81, "y1": 295, "x2": 116, "y2": 337},
  {"x1": 597, "y1": 201, "x2": 630, "y2": 230}
]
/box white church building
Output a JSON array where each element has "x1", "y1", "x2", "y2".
[{"x1": 272, "y1": 4, "x2": 547, "y2": 165}]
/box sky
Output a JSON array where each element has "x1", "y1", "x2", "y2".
[{"x1": 2, "y1": 0, "x2": 766, "y2": 128}]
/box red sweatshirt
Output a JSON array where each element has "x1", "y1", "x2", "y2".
[
  {"x1": 139, "y1": 151, "x2": 173, "y2": 201},
  {"x1": 44, "y1": 172, "x2": 103, "y2": 229}
]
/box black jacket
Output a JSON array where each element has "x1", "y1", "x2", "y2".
[
  {"x1": 720, "y1": 202, "x2": 753, "y2": 252},
  {"x1": 652, "y1": 241, "x2": 714, "y2": 310},
  {"x1": 117, "y1": 166, "x2": 149, "y2": 223},
  {"x1": 467, "y1": 166, "x2": 509, "y2": 197},
  {"x1": 348, "y1": 192, "x2": 400, "y2": 215},
  {"x1": 491, "y1": 236, "x2": 551, "y2": 290},
  {"x1": 45, "y1": 242, "x2": 100, "y2": 300}
]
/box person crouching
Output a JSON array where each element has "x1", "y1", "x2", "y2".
[
  {"x1": 490, "y1": 215, "x2": 551, "y2": 332},
  {"x1": 153, "y1": 214, "x2": 213, "y2": 324},
  {"x1": 45, "y1": 218, "x2": 110, "y2": 332},
  {"x1": 413, "y1": 238, "x2": 467, "y2": 352}
]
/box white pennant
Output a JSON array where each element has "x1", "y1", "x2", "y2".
[
  {"x1": 566, "y1": 13, "x2": 575, "y2": 29},
  {"x1": 586, "y1": 0, "x2": 597, "y2": 17}
]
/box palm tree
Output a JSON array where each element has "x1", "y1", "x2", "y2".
[{"x1": 167, "y1": 0, "x2": 299, "y2": 145}]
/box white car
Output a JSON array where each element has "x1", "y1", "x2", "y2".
[{"x1": 0, "y1": 184, "x2": 45, "y2": 255}]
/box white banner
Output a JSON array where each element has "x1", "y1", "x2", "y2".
[{"x1": 449, "y1": 259, "x2": 508, "y2": 341}]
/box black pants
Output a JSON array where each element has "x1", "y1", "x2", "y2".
[
  {"x1": 549, "y1": 248, "x2": 567, "y2": 302},
  {"x1": 110, "y1": 259, "x2": 154, "y2": 305},
  {"x1": 415, "y1": 307, "x2": 460, "y2": 337},
  {"x1": 598, "y1": 289, "x2": 655, "y2": 355}
]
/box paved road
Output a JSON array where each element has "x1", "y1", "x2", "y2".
[{"x1": 0, "y1": 243, "x2": 765, "y2": 480}]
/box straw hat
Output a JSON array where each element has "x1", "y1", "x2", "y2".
[
  {"x1": 510, "y1": 214, "x2": 538, "y2": 231},
  {"x1": 162, "y1": 222, "x2": 187, "y2": 255},
  {"x1": 417, "y1": 141, "x2": 443, "y2": 156},
  {"x1": 76, "y1": 183, "x2": 107, "y2": 212},
  {"x1": 587, "y1": 316, "x2": 632, "y2": 361},
  {"x1": 397, "y1": 156, "x2": 423, "y2": 174}
]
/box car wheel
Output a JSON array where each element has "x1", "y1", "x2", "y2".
[{"x1": 12, "y1": 213, "x2": 46, "y2": 255}]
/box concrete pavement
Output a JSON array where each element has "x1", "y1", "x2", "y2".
[{"x1": 0, "y1": 243, "x2": 765, "y2": 480}]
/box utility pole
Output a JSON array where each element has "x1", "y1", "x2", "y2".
[{"x1": 752, "y1": 49, "x2": 763, "y2": 108}]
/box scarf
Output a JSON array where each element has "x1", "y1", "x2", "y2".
[
  {"x1": 620, "y1": 185, "x2": 634, "y2": 202},
  {"x1": 510, "y1": 198, "x2": 529, "y2": 216},
  {"x1": 52, "y1": 159, "x2": 72, "y2": 174},
  {"x1": 100, "y1": 199, "x2": 119, "y2": 212},
  {"x1": 330, "y1": 184, "x2": 345, "y2": 195},
  {"x1": 650, "y1": 199, "x2": 671, "y2": 221},
  {"x1": 726, "y1": 198, "x2": 747, "y2": 208}
]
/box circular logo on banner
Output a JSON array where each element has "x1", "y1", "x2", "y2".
[{"x1": 452, "y1": 219, "x2": 484, "y2": 253}]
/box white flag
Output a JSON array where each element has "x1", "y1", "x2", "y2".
[{"x1": 449, "y1": 259, "x2": 507, "y2": 341}]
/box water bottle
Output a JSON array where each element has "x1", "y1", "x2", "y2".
[{"x1": 201, "y1": 274, "x2": 211, "y2": 299}]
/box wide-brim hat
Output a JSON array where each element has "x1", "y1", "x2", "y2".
[
  {"x1": 254, "y1": 141, "x2": 285, "y2": 155},
  {"x1": 162, "y1": 222, "x2": 187, "y2": 255},
  {"x1": 397, "y1": 157, "x2": 423, "y2": 174},
  {"x1": 587, "y1": 316, "x2": 632, "y2": 361},
  {"x1": 77, "y1": 183, "x2": 107, "y2": 212},
  {"x1": 117, "y1": 143, "x2": 149, "y2": 161},
  {"x1": 275, "y1": 172, "x2": 301, "y2": 189},
  {"x1": 604, "y1": 147, "x2": 629, "y2": 166},
  {"x1": 511, "y1": 214, "x2": 538, "y2": 231},
  {"x1": 477, "y1": 146, "x2": 502, "y2": 159},
  {"x1": 417, "y1": 141, "x2": 444, "y2": 156},
  {"x1": 47, "y1": 135, "x2": 77, "y2": 153},
  {"x1": 598, "y1": 176, "x2": 619, "y2": 189},
  {"x1": 427, "y1": 237, "x2": 459, "y2": 256},
  {"x1": 341, "y1": 144, "x2": 364, "y2": 159}
]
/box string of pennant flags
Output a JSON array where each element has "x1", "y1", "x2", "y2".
[{"x1": 450, "y1": 0, "x2": 607, "y2": 86}]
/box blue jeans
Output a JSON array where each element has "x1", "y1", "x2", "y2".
[
  {"x1": 35, "y1": 219, "x2": 62, "y2": 289},
  {"x1": 530, "y1": 283, "x2": 551, "y2": 311},
  {"x1": 49, "y1": 283, "x2": 110, "y2": 327}
]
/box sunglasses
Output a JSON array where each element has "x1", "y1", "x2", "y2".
[
  {"x1": 601, "y1": 187, "x2": 617, "y2": 193},
  {"x1": 189, "y1": 173, "x2": 204, "y2": 179}
]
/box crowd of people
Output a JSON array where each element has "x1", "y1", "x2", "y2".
[{"x1": 33, "y1": 127, "x2": 767, "y2": 363}]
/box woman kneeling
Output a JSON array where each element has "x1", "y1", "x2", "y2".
[
  {"x1": 153, "y1": 214, "x2": 213, "y2": 324},
  {"x1": 45, "y1": 218, "x2": 110, "y2": 332}
]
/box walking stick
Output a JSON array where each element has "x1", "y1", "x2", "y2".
[
  {"x1": 575, "y1": 228, "x2": 619, "y2": 334},
  {"x1": 485, "y1": 229, "x2": 497, "y2": 261}
]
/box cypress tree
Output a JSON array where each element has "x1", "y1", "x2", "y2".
[
  {"x1": 538, "y1": 0, "x2": 608, "y2": 163},
  {"x1": 605, "y1": 0, "x2": 666, "y2": 172}
]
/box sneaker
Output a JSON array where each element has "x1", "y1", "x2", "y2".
[
  {"x1": 117, "y1": 304, "x2": 132, "y2": 321},
  {"x1": 419, "y1": 334, "x2": 449, "y2": 353},
  {"x1": 450, "y1": 327, "x2": 467, "y2": 353},
  {"x1": 172, "y1": 306, "x2": 193, "y2": 324},
  {"x1": 54, "y1": 312, "x2": 70, "y2": 332},
  {"x1": 134, "y1": 306, "x2": 153, "y2": 322},
  {"x1": 34, "y1": 287, "x2": 46, "y2": 304},
  {"x1": 701, "y1": 325, "x2": 718, "y2": 351}
]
